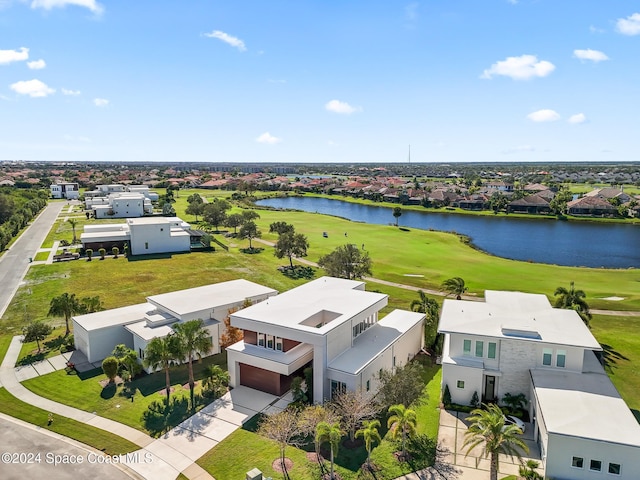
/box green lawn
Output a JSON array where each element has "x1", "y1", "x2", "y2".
[
  {"x1": 0, "y1": 387, "x2": 139, "y2": 455},
  {"x1": 198, "y1": 363, "x2": 442, "y2": 480},
  {"x1": 22, "y1": 353, "x2": 228, "y2": 436}
]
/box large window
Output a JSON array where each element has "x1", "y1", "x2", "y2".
[
  {"x1": 571, "y1": 457, "x2": 583, "y2": 468},
  {"x1": 463, "y1": 339, "x2": 472, "y2": 356},
  {"x1": 475, "y1": 341, "x2": 484, "y2": 357},
  {"x1": 608, "y1": 463, "x2": 621, "y2": 475},
  {"x1": 556, "y1": 349, "x2": 566, "y2": 368},
  {"x1": 331, "y1": 380, "x2": 346, "y2": 398},
  {"x1": 542, "y1": 348, "x2": 553, "y2": 366},
  {"x1": 488, "y1": 342, "x2": 497, "y2": 359}
]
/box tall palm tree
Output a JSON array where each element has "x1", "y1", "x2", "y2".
[
  {"x1": 48, "y1": 292, "x2": 83, "y2": 337},
  {"x1": 356, "y1": 419, "x2": 381, "y2": 468},
  {"x1": 392, "y1": 206, "x2": 402, "y2": 226},
  {"x1": 316, "y1": 421, "x2": 343, "y2": 480},
  {"x1": 410, "y1": 290, "x2": 440, "y2": 349},
  {"x1": 441, "y1": 277, "x2": 468, "y2": 300},
  {"x1": 387, "y1": 404, "x2": 417, "y2": 460},
  {"x1": 68, "y1": 218, "x2": 78, "y2": 244},
  {"x1": 462, "y1": 403, "x2": 529, "y2": 480},
  {"x1": 172, "y1": 319, "x2": 213, "y2": 409},
  {"x1": 144, "y1": 335, "x2": 181, "y2": 405},
  {"x1": 554, "y1": 281, "x2": 591, "y2": 326}
]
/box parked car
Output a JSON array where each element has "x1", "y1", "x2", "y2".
[{"x1": 503, "y1": 415, "x2": 526, "y2": 433}]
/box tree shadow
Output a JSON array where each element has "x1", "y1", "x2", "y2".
[
  {"x1": 17, "y1": 350, "x2": 47, "y2": 366},
  {"x1": 141, "y1": 395, "x2": 205, "y2": 437},
  {"x1": 632, "y1": 409, "x2": 640, "y2": 424},
  {"x1": 599, "y1": 344, "x2": 630, "y2": 373},
  {"x1": 44, "y1": 335, "x2": 66, "y2": 351},
  {"x1": 100, "y1": 383, "x2": 116, "y2": 399}
]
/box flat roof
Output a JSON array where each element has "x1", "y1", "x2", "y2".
[
  {"x1": 328, "y1": 310, "x2": 424, "y2": 375},
  {"x1": 531, "y1": 365, "x2": 640, "y2": 447},
  {"x1": 438, "y1": 290, "x2": 601, "y2": 350},
  {"x1": 125, "y1": 319, "x2": 177, "y2": 341},
  {"x1": 231, "y1": 276, "x2": 387, "y2": 334},
  {"x1": 80, "y1": 231, "x2": 130, "y2": 242},
  {"x1": 127, "y1": 217, "x2": 174, "y2": 225},
  {"x1": 146, "y1": 279, "x2": 278, "y2": 317},
  {"x1": 73, "y1": 303, "x2": 151, "y2": 331}
]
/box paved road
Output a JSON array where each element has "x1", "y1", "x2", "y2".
[
  {"x1": 0, "y1": 414, "x2": 138, "y2": 480},
  {"x1": 0, "y1": 201, "x2": 67, "y2": 319}
]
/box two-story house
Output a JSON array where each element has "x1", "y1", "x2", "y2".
[
  {"x1": 227, "y1": 277, "x2": 425, "y2": 403},
  {"x1": 438, "y1": 290, "x2": 640, "y2": 480}
]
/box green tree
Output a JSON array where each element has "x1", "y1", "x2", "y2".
[
  {"x1": 172, "y1": 319, "x2": 213, "y2": 409},
  {"x1": 68, "y1": 218, "x2": 78, "y2": 243},
  {"x1": 377, "y1": 361, "x2": 427, "y2": 410},
  {"x1": 22, "y1": 320, "x2": 52, "y2": 353},
  {"x1": 554, "y1": 281, "x2": 592, "y2": 326},
  {"x1": 143, "y1": 335, "x2": 181, "y2": 405},
  {"x1": 356, "y1": 419, "x2": 381, "y2": 468},
  {"x1": 111, "y1": 344, "x2": 141, "y2": 379},
  {"x1": 185, "y1": 201, "x2": 205, "y2": 222},
  {"x1": 462, "y1": 403, "x2": 529, "y2": 480},
  {"x1": 269, "y1": 221, "x2": 295, "y2": 236},
  {"x1": 239, "y1": 220, "x2": 261, "y2": 250},
  {"x1": 274, "y1": 231, "x2": 309, "y2": 268},
  {"x1": 410, "y1": 290, "x2": 440, "y2": 349},
  {"x1": 241, "y1": 210, "x2": 260, "y2": 223},
  {"x1": 519, "y1": 459, "x2": 543, "y2": 480},
  {"x1": 392, "y1": 206, "x2": 402, "y2": 226},
  {"x1": 224, "y1": 213, "x2": 243, "y2": 234},
  {"x1": 80, "y1": 295, "x2": 104, "y2": 314},
  {"x1": 387, "y1": 404, "x2": 417, "y2": 460},
  {"x1": 48, "y1": 293, "x2": 83, "y2": 337},
  {"x1": 186, "y1": 193, "x2": 203, "y2": 205},
  {"x1": 316, "y1": 421, "x2": 343, "y2": 480},
  {"x1": 441, "y1": 277, "x2": 468, "y2": 300},
  {"x1": 318, "y1": 244, "x2": 372, "y2": 280},
  {"x1": 203, "y1": 199, "x2": 231, "y2": 232},
  {"x1": 202, "y1": 364, "x2": 229, "y2": 399},
  {"x1": 102, "y1": 356, "x2": 119, "y2": 384}
]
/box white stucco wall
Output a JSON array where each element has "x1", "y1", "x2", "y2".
[
  {"x1": 441, "y1": 363, "x2": 483, "y2": 405},
  {"x1": 84, "y1": 326, "x2": 134, "y2": 364}
]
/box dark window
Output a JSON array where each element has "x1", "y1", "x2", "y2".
[
  {"x1": 590, "y1": 460, "x2": 602, "y2": 472},
  {"x1": 457, "y1": 380, "x2": 465, "y2": 389},
  {"x1": 571, "y1": 457, "x2": 583, "y2": 468},
  {"x1": 608, "y1": 463, "x2": 621, "y2": 475}
]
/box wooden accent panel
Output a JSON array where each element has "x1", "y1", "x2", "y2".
[
  {"x1": 283, "y1": 338, "x2": 301, "y2": 352},
  {"x1": 243, "y1": 330, "x2": 257, "y2": 345},
  {"x1": 239, "y1": 363, "x2": 283, "y2": 396}
]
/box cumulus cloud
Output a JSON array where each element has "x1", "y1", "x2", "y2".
[
  {"x1": 93, "y1": 98, "x2": 109, "y2": 107},
  {"x1": 30, "y1": 0, "x2": 104, "y2": 14},
  {"x1": 568, "y1": 113, "x2": 587, "y2": 124},
  {"x1": 256, "y1": 132, "x2": 281, "y2": 144},
  {"x1": 0, "y1": 47, "x2": 29, "y2": 65},
  {"x1": 27, "y1": 59, "x2": 46, "y2": 69},
  {"x1": 62, "y1": 88, "x2": 81, "y2": 95},
  {"x1": 204, "y1": 30, "x2": 246, "y2": 51},
  {"x1": 10, "y1": 79, "x2": 55, "y2": 97},
  {"x1": 527, "y1": 109, "x2": 560, "y2": 122},
  {"x1": 325, "y1": 99, "x2": 361, "y2": 114},
  {"x1": 481, "y1": 54, "x2": 555, "y2": 80},
  {"x1": 573, "y1": 49, "x2": 608, "y2": 62},
  {"x1": 616, "y1": 12, "x2": 640, "y2": 35}
]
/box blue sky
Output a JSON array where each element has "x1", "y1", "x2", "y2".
[{"x1": 1, "y1": 1, "x2": 639, "y2": 163}]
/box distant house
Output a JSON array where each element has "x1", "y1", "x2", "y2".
[
  {"x1": 566, "y1": 196, "x2": 617, "y2": 216},
  {"x1": 584, "y1": 187, "x2": 631, "y2": 204},
  {"x1": 507, "y1": 194, "x2": 551, "y2": 214},
  {"x1": 227, "y1": 277, "x2": 424, "y2": 402},
  {"x1": 438, "y1": 291, "x2": 640, "y2": 480},
  {"x1": 72, "y1": 280, "x2": 278, "y2": 371},
  {"x1": 50, "y1": 182, "x2": 80, "y2": 199}
]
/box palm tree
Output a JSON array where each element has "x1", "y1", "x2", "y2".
[
  {"x1": 410, "y1": 290, "x2": 440, "y2": 349},
  {"x1": 316, "y1": 421, "x2": 343, "y2": 480},
  {"x1": 48, "y1": 292, "x2": 83, "y2": 337},
  {"x1": 387, "y1": 404, "x2": 417, "y2": 460},
  {"x1": 143, "y1": 335, "x2": 181, "y2": 405},
  {"x1": 68, "y1": 218, "x2": 78, "y2": 244},
  {"x1": 462, "y1": 403, "x2": 529, "y2": 480},
  {"x1": 554, "y1": 281, "x2": 591, "y2": 326},
  {"x1": 519, "y1": 459, "x2": 543, "y2": 480},
  {"x1": 172, "y1": 319, "x2": 213, "y2": 409},
  {"x1": 441, "y1": 277, "x2": 468, "y2": 300},
  {"x1": 392, "y1": 206, "x2": 402, "y2": 226},
  {"x1": 356, "y1": 419, "x2": 381, "y2": 468}
]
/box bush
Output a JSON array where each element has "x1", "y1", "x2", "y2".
[
  {"x1": 442, "y1": 384, "x2": 452, "y2": 406},
  {"x1": 470, "y1": 391, "x2": 480, "y2": 408}
]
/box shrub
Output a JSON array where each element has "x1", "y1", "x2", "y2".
[
  {"x1": 85, "y1": 248, "x2": 93, "y2": 261},
  {"x1": 98, "y1": 248, "x2": 106, "y2": 260},
  {"x1": 102, "y1": 356, "x2": 119, "y2": 384},
  {"x1": 470, "y1": 391, "x2": 480, "y2": 408},
  {"x1": 442, "y1": 384, "x2": 452, "y2": 406},
  {"x1": 112, "y1": 246, "x2": 119, "y2": 258}
]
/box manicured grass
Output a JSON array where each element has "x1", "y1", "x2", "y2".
[
  {"x1": 22, "y1": 353, "x2": 228, "y2": 436},
  {"x1": 16, "y1": 326, "x2": 71, "y2": 365},
  {"x1": 198, "y1": 362, "x2": 442, "y2": 480},
  {"x1": 0, "y1": 387, "x2": 139, "y2": 455},
  {"x1": 34, "y1": 251, "x2": 50, "y2": 261}
]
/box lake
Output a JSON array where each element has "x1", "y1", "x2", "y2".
[{"x1": 257, "y1": 196, "x2": 640, "y2": 269}]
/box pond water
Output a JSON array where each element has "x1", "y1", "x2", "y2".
[{"x1": 257, "y1": 196, "x2": 640, "y2": 269}]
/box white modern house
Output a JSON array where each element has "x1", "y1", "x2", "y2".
[
  {"x1": 80, "y1": 216, "x2": 195, "y2": 256},
  {"x1": 88, "y1": 192, "x2": 153, "y2": 219},
  {"x1": 438, "y1": 291, "x2": 640, "y2": 480},
  {"x1": 72, "y1": 280, "x2": 278, "y2": 371},
  {"x1": 227, "y1": 277, "x2": 425, "y2": 403},
  {"x1": 50, "y1": 181, "x2": 80, "y2": 199}
]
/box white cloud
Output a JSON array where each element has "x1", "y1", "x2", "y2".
[
  {"x1": 325, "y1": 99, "x2": 361, "y2": 114},
  {"x1": 30, "y1": 0, "x2": 103, "y2": 14},
  {"x1": 62, "y1": 88, "x2": 80, "y2": 95},
  {"x1": 93, "y1": 98, "x2": 109, "y2": 107},
  {"x1": 27, "y1": 59, "x2": 46, "y2": 69},
  {"x1": 568, "y1": 113, "x2": 587, "y2": 124},
  {"x1": 589, "y1": 25, "x2": 605, "y2": 34},
  {"x1": 0, "y1": 47, "x2": 29, "y2": 65},
  {"x1": 573, "y1": 49, "x2": 608, "y2": 62},
  {"x1": 10, "y1": 79, "x2": 54, "y2": 97},
  {"x1": 527, "y1": 109, "x2": 560, "y2": 122},
  {"x1": 616, "y1": 12, "x2": 640, "y2": 36},
  {"x1": 405, "y1": 2, "x2": 419, "y2": 21},
  {"x1": 204, "y1": 30, "x2": 246, "y2": 51},
  {"x1": 507, "y1": 0, "x2": 518, "y2": 4},
  {"x1": 256, "y1": 132, "x2": 281, "y2": 144},
  {"x1": 481, "y1": 54, "x2": 555, "y2": 80}
]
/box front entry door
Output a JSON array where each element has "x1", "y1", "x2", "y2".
[{"x1": 484, "y1": 375, "x2": 496, "y2": 402}]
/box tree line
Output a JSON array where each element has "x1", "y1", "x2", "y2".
[{"x1": 0, "y1": 188, "x2": 48, "y2": 251}]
